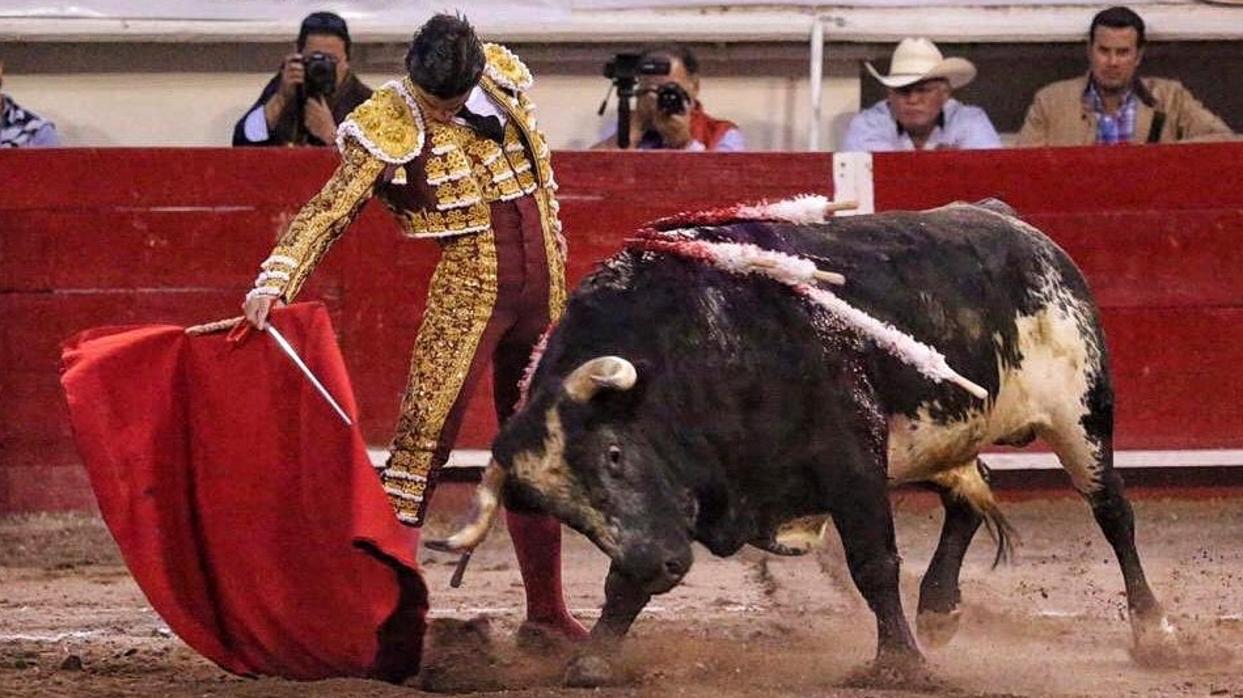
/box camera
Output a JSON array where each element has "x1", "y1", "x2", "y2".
[
  {"x1": 603, "y1": 53, "x2": 671, "y2": 82},
  {"x1": 655, "y1": 82, "x2": 691, "y2": 116},
  {"x1": 302, "y1": 51, "x2": 338, "y2": 99}
]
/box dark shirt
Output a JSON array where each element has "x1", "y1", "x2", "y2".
[{"x1": 232, "y1": 71, "x2": 372, "y2": 147}]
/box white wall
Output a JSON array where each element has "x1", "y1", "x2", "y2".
[
  {"x1": 4, "y1": 70, "x2": 861, "y2": 150},
  {"x1": 3, "y1": 72, "x2": 280, "y2": 147}
]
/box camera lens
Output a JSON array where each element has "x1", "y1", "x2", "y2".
[
  {"x1": 656, "y1": 83, "x2": 688, "y2": 115},
  {"x1": 303, "y1": 51, "x2": 338, "y2": 98}
]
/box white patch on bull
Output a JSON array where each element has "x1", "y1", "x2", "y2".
[
  {"x1": 511, "y1": 407, "x2": 620, "y2": 556},
  {"x1": 887, "y1": 265, "x2": 1104, "y2": 493}
]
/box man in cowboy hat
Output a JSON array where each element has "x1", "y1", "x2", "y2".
[
  {"x1": 1017, "y1": 6, "x2": 1234, "y2": 146},
  {"x1": 841, "y1": 37, "x2": 1000, "y2": 152}
]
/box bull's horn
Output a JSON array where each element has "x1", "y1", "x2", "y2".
[
  {"x1": 563, "y1": 356, "x2": 637, "y2": 403},
  {"x1": 425, "y1": 459, "x2": 506, "y2": 553}
]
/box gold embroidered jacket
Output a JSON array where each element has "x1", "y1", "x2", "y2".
[{"x1": 251, "y1": 43, "x2": 565, "y2": 304}]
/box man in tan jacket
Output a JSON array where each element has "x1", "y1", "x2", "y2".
[{"x1": 1018, "y1": 6, "x2": 1235, "y2": 147}]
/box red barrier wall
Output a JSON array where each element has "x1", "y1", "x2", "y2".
[{"x1": 2, "y1": 144, "x2": 1241, "y2": 512}]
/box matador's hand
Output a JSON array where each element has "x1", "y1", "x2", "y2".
[{"x1": 243, "y1": 294, "x2": 285, "y2": 330}]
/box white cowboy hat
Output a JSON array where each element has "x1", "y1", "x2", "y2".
[{"x1": 865, "y1": 37, "x2": 977, "y2": 90}]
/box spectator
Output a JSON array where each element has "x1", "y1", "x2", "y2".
[
  {"x1": 842, "y1": 38, "x2": 1000, "y2": 152},
  {"x1": 1018, "y1": 6, "x2": 1235, "y2": 146},
  {"x1": 232, "y1": 12, "x2": 372, "y2": 147},
  {"x1": 0, "y1": 60, "x2": 60, "y2": 147},
  {"x1": 593, "y1": 45, "x2": 744, "y2": 151}
]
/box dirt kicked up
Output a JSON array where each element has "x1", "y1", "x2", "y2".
[{"x1": 1, "y1": 493, "x2": 1241, "y2": 697}]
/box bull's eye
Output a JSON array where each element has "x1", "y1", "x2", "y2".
[{"x1": 606, "y1": 445, "x2": 623, "y2": 473}]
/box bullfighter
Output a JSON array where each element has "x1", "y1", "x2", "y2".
[{"x1": 242, "y1": 13, "x2": 584, "y2": 641}]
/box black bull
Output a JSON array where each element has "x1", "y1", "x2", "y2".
[{"x1": 435, "y1": 201, "x2": 1177, "y2": 669}]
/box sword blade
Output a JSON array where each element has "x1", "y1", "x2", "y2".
[{"x1": 264, "y1": 324, "x2": 353, "y2": 426}]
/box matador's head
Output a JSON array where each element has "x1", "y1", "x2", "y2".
[{"x1": 405, "y1": 13, "x2": 485, "y2": 123}]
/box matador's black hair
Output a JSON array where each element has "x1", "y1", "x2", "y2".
[{"x1": 406, "y1": 13, "x2": 486, "y2": 98}]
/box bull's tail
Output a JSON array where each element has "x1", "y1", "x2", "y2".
[
  {"x1": 930, "y1": 459, "x2": 1018, "y2": 567},
  {"x1": 768, "y1": 515, "x2": 832, "y2": 554}
]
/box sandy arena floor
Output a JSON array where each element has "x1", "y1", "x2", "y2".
[{"x1": 1, "y1": 493, "x2": 1241, "y2": 697}]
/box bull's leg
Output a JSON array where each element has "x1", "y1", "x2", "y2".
[
  {"x1": 829, "y1": 478, "x2": 922, "y2": 667},
  {"x1": 591, "y1": 564, "x2": 653, "y2": 641},
  {"x1": 1083, "y1": 467, "x2": 1176, "y2": 660},
  {"x1": 564, "y1": 564, "x2": 652, "y2": 687},
  {"x1": 1039, "y1": 381, "x2": 1175, "y2": 661},
  {"x1": 915, "y1": 468, "x2": 984, "y2": 648}
]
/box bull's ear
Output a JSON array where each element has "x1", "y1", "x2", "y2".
[{"x1": 563, "y1": 356, "x2": 637, "y2": 403}]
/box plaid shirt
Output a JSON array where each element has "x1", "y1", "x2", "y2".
[{"x1": 1087, "y1": 82, "x2": 1137, "y2": 145}]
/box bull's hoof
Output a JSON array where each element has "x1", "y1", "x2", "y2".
[
  {"x1": 564, "y1": 653, "x2": 623, "y2": 688},
  {"x1": 842, "y1": 654, "x2": 939, "y2": 692},
  {"x1": 916, "y1": 608, "x2": 962, "y2": 648},
  {"x1": 1130, "y1": 613, "x2": 1188, "y2": 668},
  {"x1": 1129, "y1": 616, "x2": 1234, "y2": 669}
]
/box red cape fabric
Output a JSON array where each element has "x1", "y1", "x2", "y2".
[{"x1": 60, "y1": 302, "x2": 427, "y2": 681}]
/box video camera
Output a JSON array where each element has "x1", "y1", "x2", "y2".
[
  {"x1": 603, "y1": 53, "x2": 671, "y2": 82},
  {"x1": 598, "y1": 52, "x2": 672, "y2": 149}
]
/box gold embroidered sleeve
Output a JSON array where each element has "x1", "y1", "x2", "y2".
[{"x1": 252, "y1": 141, "x2": 385, "y2": 302}]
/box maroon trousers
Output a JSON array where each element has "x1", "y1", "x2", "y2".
[{"x1": 434, "y1": 195, "x2": 550, "y2": 464}]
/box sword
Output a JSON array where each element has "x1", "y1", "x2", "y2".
[{"x1": 264, "y1": 324, "x2": 353, "y2": 426}]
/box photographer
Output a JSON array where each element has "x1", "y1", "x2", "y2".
[
  {"x1": 592, "y1": 45, "x2": 744, "y2": 151},
  {"x1": 232, "y1": 12, "x2": 372, "y2": 147}
]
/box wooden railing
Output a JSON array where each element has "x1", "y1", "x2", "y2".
[{"x1": 2, "y1": 144, "x2": 1241, "y2": 510}]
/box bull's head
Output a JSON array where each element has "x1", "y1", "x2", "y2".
[{"x1": 437, "y1": 355, "x2": 694, "y2": 594}]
